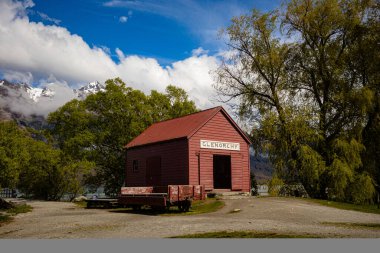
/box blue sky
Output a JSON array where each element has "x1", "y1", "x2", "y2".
[
  {"x1": 29, "y1": 0, "x2": 280, "y2": 65},
  {"x1": 0, "y1": 0, "x2": 280, "y2": 112}
]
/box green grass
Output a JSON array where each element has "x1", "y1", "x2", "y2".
[
  {"x1": 170, "y1": 231, "x2": 324, "y2": 238},
  {"x1": 73, "y1": 201, "x2": 87, "y2": 208},
  {"x1": 162, "y1": 198, "x2": 225, "y2": 216},
  {"x1": 322, "y1": 222, "x2": 380, "y2": 230},
  {"x1": 0, "y1": 204, "x2": 32, "y2": 226},
  {"x1": 0, "y1": 214, "x2": 13, "y2": 225},
  {"x1": 302, "y1": 198, "x2": 380, "y2": 215},
  {"x1": 6, "y1": 204, "x2": 33, "y2": 215}
]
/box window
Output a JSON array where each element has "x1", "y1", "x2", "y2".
[{"x1": 133, "y1": 160, "x2": 139, "y2": 173}]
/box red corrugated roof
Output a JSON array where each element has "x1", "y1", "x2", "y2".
[{"x1": 125, "y1": 106, "x2": 251, "y2": 149}]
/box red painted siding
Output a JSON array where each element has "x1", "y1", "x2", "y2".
[
  {"x1": 188, "y1": 111, "x2": 250, "y2": 192},
  {"x1": 126, "y1": 139, "x2": 189, "y2": 186}
]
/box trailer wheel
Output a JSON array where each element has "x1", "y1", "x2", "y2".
[
  {"x1": 152, "y1": 206, "x2": 165, "y2": 212},
  {"x1": 183, "y1": 200, "x2": 191, "y2": 212},
  {"x1": 132, "y1": 205, "x2": 142, "y2": 211},
  {"x1": 178, "y1": 200, "x2": 191, "y2": 212}
]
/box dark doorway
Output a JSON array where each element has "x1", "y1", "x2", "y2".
[
  {"x1": 146, "y1": 156, "x2": 161, "y2": 186},
  {"x1": 213, "y1": 155, "x2": 231, "y2": 189}
]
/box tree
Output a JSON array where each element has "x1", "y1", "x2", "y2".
[
  {"x1": 165, "y1": 85, "x2": 198, "y2": 118},
  {"x1": 250, "y1": 172, "x2": 258, "y2": 195},
  {"x1": 0, "y1": 121, "x2": 92, "y2": 201},
  {"x1": 18, "y1": 142, "x2": 93, "y2": 201},
  {"x1": 48, "y1": 78, "x2": 197, "y2": 194},
  {"x1": 360, "y1": 2, "x2": 380, "y2": 196},
  {"x1": 268, "y1": 175, "x2": 284, "y2": 196},
  {"x1": 0, "y1": 121, "x2": 30, "y2": 189},
  {"x1": 216, "y1": 0, "x2": 379, "y2": 202}
]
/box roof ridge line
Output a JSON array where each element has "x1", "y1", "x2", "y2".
[
  {"x1": 151, "y1": 105, "x2": 222, "y2": 125},
  {"x1": 187, "y1": 106, "x2": 252, "y2": 145},
  {"x1": 187, "y1": 106, "x2": 222, "y2": 139}
]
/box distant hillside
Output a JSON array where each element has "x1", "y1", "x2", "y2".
[{"x1": 250, "y1": 152, "x2": 273, "y2": 182}]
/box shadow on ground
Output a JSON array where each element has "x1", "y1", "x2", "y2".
[{"x1": 108, "y1": 207, "x2": 186, "y2": 216}]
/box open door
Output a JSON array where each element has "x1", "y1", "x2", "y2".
[{"x1": 213, "y1": 155, "x2": 231, "y2": 189}]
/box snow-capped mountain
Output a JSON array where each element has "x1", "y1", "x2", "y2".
[
  {"x1": 1, "y1": 80, "x2": 104, "y2": 103},
  {"x1": 26, "y1": 87, "x2": 43, "y2": 102},
  {"x1": 74, "y1": 81, "x2": 106, "y2": 99},
  {"x1": 0, "y1": 79, "x2": 105, "y2": 121}
]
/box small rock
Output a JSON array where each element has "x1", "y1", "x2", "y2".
[{"x1": 73, "y1": 196, "x2": 87, "y2": 202}]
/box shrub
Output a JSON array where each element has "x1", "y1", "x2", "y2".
[
  {"x1": 268, "y1": 175, "x2": 284, "y2": 196},
  {"x1": 349, "y1": 172, "x2": 376, "y2": 204}
]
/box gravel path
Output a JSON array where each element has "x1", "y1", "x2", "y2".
[{"x1": 1, "y1": 197, "x2": 380, "y2": 238}]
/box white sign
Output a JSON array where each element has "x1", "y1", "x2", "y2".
[{"x1": 200, "y1": 140, "x2": 240, "y2": 151}]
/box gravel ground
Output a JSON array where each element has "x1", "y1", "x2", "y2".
[{"x1": 1, "y1": 197, "x2": 380, "y2": 238}]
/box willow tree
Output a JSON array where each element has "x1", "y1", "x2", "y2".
[{"x1": 216, "y1": 0, "x2": 379, "y2": 202}]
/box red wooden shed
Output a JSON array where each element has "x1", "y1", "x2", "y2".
[{"x1": 125, "y1": 106, "x2": 252, "y2": 193}]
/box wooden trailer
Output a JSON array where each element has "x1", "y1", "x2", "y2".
[{"x1": 117, "y1": 185, "x2": 205, "y2": 212}]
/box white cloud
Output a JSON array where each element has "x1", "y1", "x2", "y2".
[
  {"x1": 191, "y1": 47, "x2": 209, "y2": 56},
  {"x1": 0, "y1": 0, "x2": 223, "y2": 116},
  {"x1": 168, "y1": 55, "x2": 219, "y2": 106},
  {"x1": 0, "y1": 0, "x2": 118, "y2": 84},
  {"x1": 37, "y1": 11, "x2": 61, "y2": 25},
  {"x1": 3, "y1": 70, "x2": 33, "y2": 84},
  {"x1": 119, "y1": 16, "x2": 128, "y2": 23},
  {"x1": 115, "y1": 48, "x2": 125, "y2": 60}
]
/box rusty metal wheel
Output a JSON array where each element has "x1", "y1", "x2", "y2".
[
  {"x1": 132, "y1": 205, "x2": 142, "y2": 211},
  {"x1": 183, "y1": 200, "x2": 191, "y2": 212},
  {"x1": 152, "y1": 206, "x2": 166, "y2": 212}
]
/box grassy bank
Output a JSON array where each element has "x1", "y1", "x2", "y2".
[
  {"x1": 170, "y1": 231, "x2": 324, "y2": 238},
  {"x1": 303, "y1": 198, "x2": 380, "y2": 215},
  {"x1": 321, "y1": 222, "x2": 380, "y2": 230},
  {"x1": 0, "y1": 204, "x2": 32, "y2": 226}
]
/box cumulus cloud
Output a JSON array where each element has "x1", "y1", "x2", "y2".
[
  {"x1": 0, "y1": 0, "x2": 118, "y2": 84},
  {"x1": 0, "y1": 0, "x2": 223, "y2": 116}
]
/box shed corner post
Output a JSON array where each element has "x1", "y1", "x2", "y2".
[{"x1": 196, "y1": 152, "x2": 201, "y2": 185}]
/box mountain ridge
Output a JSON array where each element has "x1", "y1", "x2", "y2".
[{"x1": 0, "y1": 79, "x2": 105, "y2": 121}]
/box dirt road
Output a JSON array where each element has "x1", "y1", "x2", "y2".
[{"x1": 1, "y1": 197, "x2": 380, "y2": 238}]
